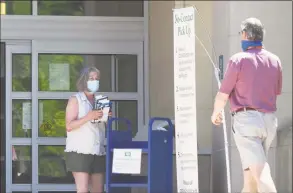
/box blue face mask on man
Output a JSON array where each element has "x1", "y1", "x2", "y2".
[
  {"x1": 87, "y1": 80, "x2": 100, "y2": 93},
  {"x1": 241, "y1": 40, "x2": 263, "y2": 51}
]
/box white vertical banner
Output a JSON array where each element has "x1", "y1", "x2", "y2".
[{"x1": 173, "y1": 7, "x2": 199, "y2": 193}]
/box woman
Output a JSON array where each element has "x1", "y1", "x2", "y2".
[{"x1": 65, "y1": 66, "x2": 111, "y2": 193}]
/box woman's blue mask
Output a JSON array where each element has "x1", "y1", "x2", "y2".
[
  {"x1": 241, "y1": 40, "x2": 262, "y2": 51},
  {"x1": 87, "y1": 80, "x2": 100, "y2": 93}
]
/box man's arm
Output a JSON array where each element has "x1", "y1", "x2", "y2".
[
  {"x1": 211, "y1": 59, "x2": 240, "y2": 121},
  {"x1": 212, "y1": 92, "x2": 229, "y2": 118}
]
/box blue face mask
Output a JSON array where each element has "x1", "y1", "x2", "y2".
[
  {"x1": 241, "y1": 40, "x2": 262, "y2": 51},
  {"x1": 87, "y1": 80, "x2": 100, "y2": 93}
]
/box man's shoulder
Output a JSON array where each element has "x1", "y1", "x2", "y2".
[
  {"x1": 230, "y1": 50, "x2": 281, "y2": 64},
  {"x1": 229, "y1": 52, "x2": 249, "y2": 64},
  {"x1": 263, "y1": 49, "x2": 281, "y2": 62}
]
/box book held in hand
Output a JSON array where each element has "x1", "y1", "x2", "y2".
[{"x1": 91, "y1": 95, "x2": 112, "y2": 123}]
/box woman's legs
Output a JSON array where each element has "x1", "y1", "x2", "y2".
[
  {"x1": 72, "y1": 172, "x2": 90, "y2": 193},
  {"x1": 90, "y1": 155, "x2": 105, "y2": 192},
  {"x1": 90, "y1": 173, "x2": 104, "y2": 193}
]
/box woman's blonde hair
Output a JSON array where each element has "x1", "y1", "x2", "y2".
[{"x1": 76, "y1": 66, "x2": 100, "y2": 91}]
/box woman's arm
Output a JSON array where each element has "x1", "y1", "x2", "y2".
[{"x1": 66, "y1": 96, "x2": 90, "y2": 132}]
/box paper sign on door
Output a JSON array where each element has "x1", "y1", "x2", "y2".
[{"x1": 112, "y1": 149, "x2": 142, "y2": 174}]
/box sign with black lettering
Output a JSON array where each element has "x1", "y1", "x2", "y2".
[{"x1": 173, "y1": 7, "x2": 199, "y2": 193}]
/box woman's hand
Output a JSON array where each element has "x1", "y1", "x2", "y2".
[
  {"x1": 108, "y1": 111, "x2": 112, "y2": 117},
  {"x1": 86, "y1": 110, "x2": 103, "y2": 121}
]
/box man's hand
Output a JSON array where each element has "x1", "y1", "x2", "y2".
[
  {"x1": 211, "y1": 112, "x2": 223, "y2": 125},
  {"x1": 211, "y1": 92, "x2": 229, "y2": 126}
]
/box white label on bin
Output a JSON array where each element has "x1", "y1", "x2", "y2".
[
  {"x1": 112, "y1": 149, "x2": 142, "y2": 174},
  {"x1": 173, "y1": 7, "x2": 199, "y2": 193}
]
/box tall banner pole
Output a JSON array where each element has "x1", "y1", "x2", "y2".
[{"x1": 173, "y1": 7, "x2": 199, "y2": 193}]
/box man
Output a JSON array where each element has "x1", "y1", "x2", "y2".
[{"x1": 211, "y1": 17, "x2": 282, "y2": 193}]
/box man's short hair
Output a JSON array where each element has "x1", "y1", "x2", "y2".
[{"x1": 241, "y1": 17, "x2": 265, "y2": 41}]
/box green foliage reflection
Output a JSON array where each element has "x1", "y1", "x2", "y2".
[
  {"x1": 12, "y1": 54, "x2": 31, "y2": 91},
  {"x1": 5, "y1": 0, "x2": 31, "y2": 15},
  {"x1": 38, "y1": 1, "x2": 83, "y2": 16},
  {"x1": 12, "y1": 100, "x2": 32, "y2": 138},
  {"x1": 11, "y1": 53, "x2": 138, "y2": 181},
  {"x1": 38, "y1": 146, "x2": 72, "y2": 183},
  {"x1": 38, "y1": 54, "x2": 83, "y2": 92},
  {"x1": 39, "y1": 100, "x2": 67, "y2": 137}
]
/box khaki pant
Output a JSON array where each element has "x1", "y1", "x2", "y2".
[
  {"x1": 232, "y1": 110, "x2": 277, "y2": 169},
  {"x1": 232, "y1": 110, "x2": 277, "y2": 192}
]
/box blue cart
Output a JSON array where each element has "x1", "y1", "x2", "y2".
[{"x1": 105, "y1": 117, "x2": 174, "y2": 193}]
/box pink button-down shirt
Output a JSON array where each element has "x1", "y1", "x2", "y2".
[{"x1": 219, "y1": 48, "x2": 282, "y2": 113}]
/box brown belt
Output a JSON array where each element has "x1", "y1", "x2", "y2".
[{"x1": 232, "y1": 107, "x2": 256, "y2": 116}]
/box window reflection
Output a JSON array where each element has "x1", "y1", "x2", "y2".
[
  {"x1": 37, "y1": 0, "x2": 143, "y2": 17},
  {"x1": 12, "y1": 100, "x2": 32, "y2": 138},
  {"x1": 113, "y1": 101, "x2": 138, "y2": 137},
  {"x1": 38, "y1": 54, "x2": 112, "y2": 92},
  {"x1": 12, "y1": 54, "x2": 32, "y2": 92},
  {"x1": 1, "y1": 0, "x2": 32, "y2": 15},
  {"x1": 115, "y1": 55, "x2": 137, "y2": 92},
  {"x1": 38, "y1": 146, "x2": 74, "y2": 184},
  {"x1": 12, "y1": 146, "x2": 32, "y2": 184},
  {"x1": 38, "y1": 54, "x2": 138, "y2": 92},
  {"x1": 38, "y1": 100, "x2": 67, "y2": 137}
]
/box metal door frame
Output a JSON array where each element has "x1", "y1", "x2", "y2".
[
  {"x1": 5, "y1": 41, "x2": 32, "y2": 192},
  {"x1": 4, "y1": 40, "x2": 144, "y2": 192}
]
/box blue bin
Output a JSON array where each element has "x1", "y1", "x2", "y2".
[{"x1": 105, "y1": 117, "x2": 174, "y2": 193}]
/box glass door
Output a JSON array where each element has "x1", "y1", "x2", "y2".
[
  {"x1": 31, "y1": 40, "x2": 143, "y2": 192},
  {"x1": 5, "y1": 42, "x2": 33, "y2": 193},
  {"x1": 5, "y1": 40, "x2": 143, "y2": 192}
]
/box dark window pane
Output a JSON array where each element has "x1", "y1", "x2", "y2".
[
  {"x1": 38, "y1": 100, "x2": 67, "y2": 137},
  {"x1": 12, "y1": 146, "x2": 32, "y2": 184},
  {"x1": 38, "y1": 146, "x2": 74, "y2": 184},
  {"x1": 12, "y1": 54, "x2": 32, "y2": 92},
  {"x1": 2, "y1": 0, "x2": 32, "y2": 15},
  {"x1": 113, "y1": 101, "x2": 138, "y2": 137},
  {"x1": 38, "y1": 54, "x2": 112, "y2": 92},
  {"x1": 12, "y1": 100, "x2": 32, "y2": 138},
  {"x1": 115, "y1": 55, "x2": 137, "y2": 92},
  {"x1": 37, "y1": 0, "x2": 143, "y2": 17}
]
